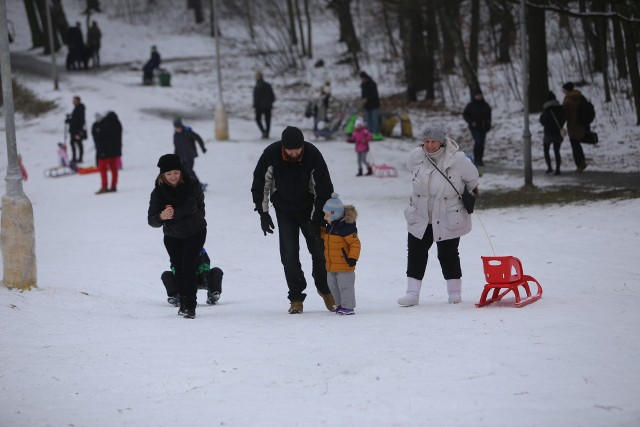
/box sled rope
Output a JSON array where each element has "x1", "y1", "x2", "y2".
[{"x1": 475, "y1": 211, "x2": 496, "y2": 256}]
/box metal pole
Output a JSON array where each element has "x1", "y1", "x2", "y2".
[
  {"x1": 521, "y1": 0, "x2": 532, "y2": 186},
  {"x1": 0, "y1": 0, "x2": 38, "y2": 290},
  {"x1": 213, "y1": 0, "x2": 229, "y2": 140},
  {"x1": 45, "y1": 0, "x2": 58, "y2": 90}
]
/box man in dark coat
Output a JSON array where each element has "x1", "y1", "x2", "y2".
[
  {"x1": 562, "y1": 81, "x2": 587, "y2": 172},
  {"x1": 253, "y1": 72, "x2": 276, "y2": 139},
  {"x1": 143, "y1": 46, "x2": 161, "y2": 84},
  {"x1": 173, "y1": 117, "x2": 206, "y2": 185},
  {"x1": 66, "y1": 95, "x2": 86, "y2": 163},
  {"x1": 93, "y1": 111, "x2": 123, "y2": 194},
  {"x1": 251, "y1": 126, "x2": 336, "y2": 314},
  {"x1": 359, "y1": 71, "x2": 381, "y2": 136},
  {"x1": 463, "y1": 89, "x2": 492, "y2": 166},
  {"x1": 87, "y1": 21, "x2": 102, "y2": 68}
]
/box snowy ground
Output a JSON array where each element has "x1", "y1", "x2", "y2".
[{"x1": 1, "y1": 1, "x2": 639, "y2": 426}]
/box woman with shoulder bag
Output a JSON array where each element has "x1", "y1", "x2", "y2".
[
  {"x1": 539, "y1": 91, "x2": 566, "y2": 175},
  {"x1": 398, "y1": 126, "x2": 479, "y2": 307}
]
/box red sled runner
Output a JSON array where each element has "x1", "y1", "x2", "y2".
[{"x1": 476, "y1": 256, "x2": 543, "y2": 308}]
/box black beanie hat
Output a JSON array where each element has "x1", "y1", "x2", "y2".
[
  {"x1": 157, "y1": 154, "x2": 183, "y2": 174},
  {"x1": 562, "y1": 82, "x2": 574, "y2": 91},
  {"x1": 173, "y1": 117, "x2": 183, "y2": 128},
  {"x1": 281, "y1": 126, "x2": 304, "y2": 149},
  {"x1": 546, "y1": 91, "x2": 557, "y2": 101}
]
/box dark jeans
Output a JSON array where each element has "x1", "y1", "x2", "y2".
[
  {"x1": 255, "y1": 108, "x2": 272, "y2": 137},
  {"x1": 406, "y1": 225, "x2": 461, "y2": 281},
  {"x1": 181, "y1": 157, "x2": 199, "y2": 182},
  {"x1": 470, "y1": 129, "x2": 487, "y2": 166},
  {"x1": 543, "y1": 135, "x2": 562, "y2": 171},
  {"x1": 164, "y1": 229, "x2": 207, "y2": 311},
  {"x1": 70, "y1": 135, "x2": 83, "y2": 163},
  {"x1": 275, "y1": 210, "x2": 329, "y2": 302},
  {"x1": 569, "y1": 137, "x2": 586, "y2": 168}
]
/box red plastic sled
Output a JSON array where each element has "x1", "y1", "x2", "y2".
[
  {"x1": 476, "y1": 256, "x2": 543, "y2": 308},
  {"x1": 373, "y1": 163, "x2": 398, "y2": 178}
]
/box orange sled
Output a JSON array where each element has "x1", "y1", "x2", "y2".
[{"x1": 476, "y1": 256, "x2": 543, "y2": 308}]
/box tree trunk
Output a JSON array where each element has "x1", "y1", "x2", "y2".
[
  {"x1": 24, "y1": 0, "x2": 44, "y2": 49},
  {"x1": 621, "y1": 14, "x2": 640, "y2": 125},
  {"x1": 579, "y1": 0, "x2": 598, "y2": 73},
  {"x1": 398, "y1": 0, "x2": 428, "y2": 101},
  {"x1": 35, "y1": 0, "x2": 60, "y2": 54},
  {"x1": 287, "y1": 0, "x2": 298, "y2": 45},
  {"x1": 304, "y1": 0, "x2": 312, "y2": 57},
  {"x1": 380, "y1": 0, "x2": 399, "y2": 58},
  {"x1": 593, "y1": 0, "x2": 610, "y2": 101},
  {"x1": 527, "y1": 1, "x2": 548, "y2": 113},
  {"x1": 327, "y1": 0, "x2": 361, "y2": 53},
  {"x1": 612, "y1": 13, "x2": 627, "y2": 79},
  {"x1": 244, "y1": 0, "x2": 255, "y2": 40},
  {"x1": 469, "y1": 0, "x2": 479, "y2": 72},
  {"x1": 439, "y1": 0, "x2": 458, "y2": 73},
  {"x1": 424, "y1": 0, "x2": 437, "y2": 100},
  {"x1": 497, "y1": 0, "x2": 514, "y2": 63},
  {"x1": 295, "y1": 0, "x2": 306, "y2": 56},
  {"x1": 437, "y1": 2, "x2": 479, "y2": 94}
]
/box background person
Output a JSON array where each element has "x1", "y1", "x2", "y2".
[{"x1": 253, "y1": 71, "x2": 276, "y2": 139}]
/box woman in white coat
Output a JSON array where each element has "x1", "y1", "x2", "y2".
[{"x1": 398, "y1": 127, "x2": 479, "y2": 306}]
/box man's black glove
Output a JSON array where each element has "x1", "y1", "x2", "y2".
[
  {"x1": 341, "y1": 248, "x2": 357, "y2": 267},
  {"x1": 304, "y1": 219, "x2": 321, "y2": 238},
  {"x1": 260, "y1": 212, "x2": 275, "y2": 236}
]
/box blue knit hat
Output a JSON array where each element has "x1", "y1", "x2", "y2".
[{"x1": 323, "y1": 193, "x2": 344, "y2": 221}]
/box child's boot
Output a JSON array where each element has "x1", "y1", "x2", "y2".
[
  {"x1": 356, "y1": 168, "x2": 363, "y2": 176},
  {"x1": 366, "y1": 166, "x2": 373, "y2": 176},
  {"x1": 398, "y1": 277, "x2": 422, "y2": 306},
  {"x1": 447, "y1": 279, "x2": 462, "y2": 304}
]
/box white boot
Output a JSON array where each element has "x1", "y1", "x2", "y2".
[
  {"x1": 447, "y1": 279, "x2": 462, "y2": 304},
  {"x1": 398, "y1": 277, "x2": 422, "y2": 306}
]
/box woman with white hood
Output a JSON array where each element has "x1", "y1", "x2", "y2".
[{"x1": 398, "y1": 126, "x2": 479, "y2": 306}]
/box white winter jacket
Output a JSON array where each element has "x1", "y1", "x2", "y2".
[{"x1": 404, "y1": 138, "x2": 479, "y2": 241}]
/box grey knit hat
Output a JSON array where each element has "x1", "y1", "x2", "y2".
[{"x1": 422, "y1": 127, "x2": 446, "y2": 145}]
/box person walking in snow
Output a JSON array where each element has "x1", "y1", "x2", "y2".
[
  {"x1": 173, "y1": 117, "x2": 206, "y2": 187},
  {"x1": 66, "y1": 95, "x2": 86, "y2": 163},
  {"x1": 347, "y1": 117, "x2": 373, "y2": 176},
  {"x1": 87, "y1": 20, "x2": 102, "y2": 68},
  {"x1": 321, "y1": 193, "x2": 361, "y2": 315},
  {"x1": 359, "y1": 71, "x2": 381, "y2": 138},
  {"x1": 148, "y1": 154, "x2": 207, "y2": 319},
  {"x1": 462, "y1": 89, "x2": 492, "y2": 167},
  {"x1": 161, "y1": 247, "x2": 223, "y2": 307},
  {"x1": 253, "y1": 71, "x2": 276, "y2": 139},
  {"x1": 561, "y1": 81, "x2": 588, "y2": 172},
  {"x1": 539, "y1": 91, "x2": 565, "y2": 175},
  {"x1": 92, "y1": 111, "x2": 123, "y2": 194},
  {"x1": 143, "y1": 45, "x2": 161, "y2": 84},
  {"x1": 251, "y1": 126, "x2": 336, "y2": 314},
  {"x1": 398, "y1": 126, "x2": 479, "y2": 307}
]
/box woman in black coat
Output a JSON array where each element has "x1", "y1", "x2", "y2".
[
  {"x1": 539, "y1": 91, "x2": 566, "y2": 175},
  {"x1": 148, "y1": 154, "x2": 207, "y2": 319}
]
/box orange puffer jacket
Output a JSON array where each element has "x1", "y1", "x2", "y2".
[{"x1": 321, "y1": 205, "x2": 361, "y2": 272}]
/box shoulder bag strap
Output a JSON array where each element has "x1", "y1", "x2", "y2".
[
  {"x1": 426, "y1": 156, "x2": 461, "y2": 196},
  {"x1": 549, "y1": 110, "x2": 562, "y2": 132}
]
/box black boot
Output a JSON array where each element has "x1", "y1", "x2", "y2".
[
  {"x1": 356, "y1": 168, "x2": 363, "y2": 177},
  {"x1": 365, "y1": 166, "x2": 373, "y2": 176}
]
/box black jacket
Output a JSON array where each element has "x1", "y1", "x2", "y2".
[
  {"x1": 251, "y1": 141, "x2": 333, "y2": 221},
  {"x1": 174, "y1": 127, "x2": 206, "y2": 161},
  {"x1": 148, "y1": 172, "x2": 206, "y2": 239},
  {"x1": 253, "y1": 79, "x2": 275, "y2": 110},
  {"x1": 93, "y1": 112, "x2": 122, "y2": 159},
  {"x1": 539, "y1": 100, "x2": 566, "y2": 138},
  {"x1": 360, "y1": 78, "x2": 380, "y2": 111},
  {"x1": 69, "y1": 103, "x2": 86, "y2": 135},
  {"x1": 463, "y1": 99, "x2": 492, "y2": 131}
]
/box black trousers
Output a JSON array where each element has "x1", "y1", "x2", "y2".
[
  {"x1": 163, "y1": 229, "x2": 207, "y2": 311},
  {"x1": 275, "y1": 210, "x2": 330, "y2": 302},
  {"x1": 70, "y1": 135, "x2": 83, "y2": 162},
  {"x1": 406, "y1": 225, "x2": 461, "y2": 281},
  {"x1": 255, "y1": 108, "x2": 272, "y2": 136},
  {"x1": 543, "y1": 135, "x2": 562, "y2": 171},
  {"x1": 569, "y1": 137, "x2": 586, "y2": 167}
]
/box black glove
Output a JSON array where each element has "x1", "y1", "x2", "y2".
[
  {"x1": 304, "y1": 219, "x2": 321, "y2": 238},
  {"x1": 341, "y1": 248, "x2": 357, "y2": 267},
  {"x1": 260, "y1": 212, "x2": 275, "y2": 236}
]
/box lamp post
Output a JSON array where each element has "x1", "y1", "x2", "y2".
[
  {"x1": 45, "y1": 0, "x2": 58, "y2": 90},
  {"x1": 521, "y1": 0, "x2": 533, "y2": 186},
  {"x1": 0, "y1": 0, "x2": 38, "y2": 289},
  {"x1": 213, "y1": 0, "x2": 229, "y2": 140}
]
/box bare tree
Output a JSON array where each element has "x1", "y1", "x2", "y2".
[{"x1": 527, "y1": 0, "x2": 549, "y2": 113}]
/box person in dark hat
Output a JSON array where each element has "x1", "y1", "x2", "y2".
[
  {"x1": 251, "y1": 126, "x2": 336, "y2": 314},
  {"x1": 561, "y1": 81, "x2": 587, "y2": 171},
  {"x1": 539, "y1": 91, "x2": 566, "y2": 175},
  {"x1": 462, "y1": 89, "x2": 492, "y2": 166},
  {"x1": 148, "y1": 154, "x2": 207, "y2": 319},
  {"x1": 359, "y1": 71, "x2": 382, "y2": 138}
]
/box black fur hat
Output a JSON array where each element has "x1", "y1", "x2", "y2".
[{"x1": 157, "y1": 154, "x2": 183, "y2": 174}]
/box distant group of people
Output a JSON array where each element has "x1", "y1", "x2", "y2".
[{"x1": 65, "y1": 21, "x2": 101, "y2": 70}]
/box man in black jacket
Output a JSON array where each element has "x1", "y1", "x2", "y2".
[
  {"x1": 66, "y1": 95, "x2": 86, "y2": 163},
  {"x1": 253, "y1": 72, "x2": 276, "y2": 139},
  {"x1": 251, "y1": 126, "x2": 335, "y2": 314},
  {"x1": 173, "y1": 117, "x2": 206, "y2": 186},
  {"x1": 462, "y1": 90, "x2": 492, "y2": 167},
  {"x1": 359, "y1": 71, "x2": 381, "y2": 137}
]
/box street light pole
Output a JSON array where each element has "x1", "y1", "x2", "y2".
[
  {"x1": 213, "y1": 0, "x2": 229, "y2": 140},
  {"x1": 0, "y1": 0, "x2": 38, "y2": 290},
  {"x1": 521, "y1": 0, "x2": 532, "y2": 186}
]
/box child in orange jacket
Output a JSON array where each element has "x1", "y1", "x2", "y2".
[{"x1": 321, "y1": 193, "x2": 361, "y2": 315}]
